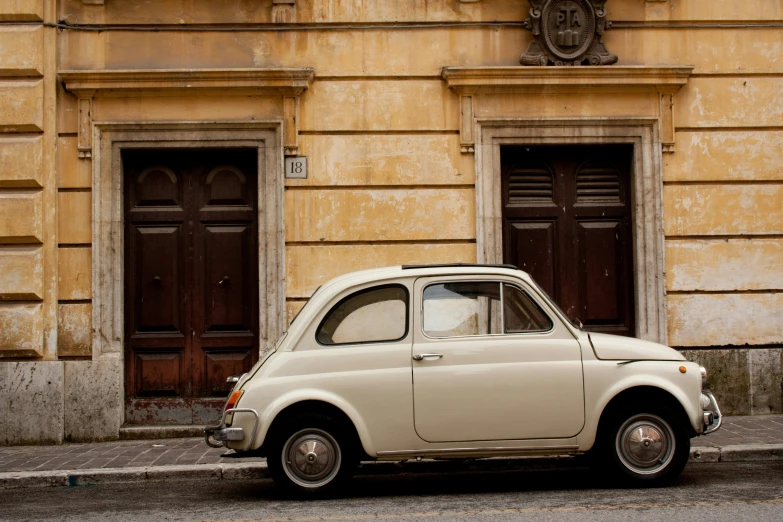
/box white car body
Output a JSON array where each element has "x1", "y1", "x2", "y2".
[{"x1": 206, "y1": 265, "x2": 721, "y2": 492}]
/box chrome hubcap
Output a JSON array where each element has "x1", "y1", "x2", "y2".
[
  {"x1": 282, "y1": 429, "x2": 341, "y2": 488},
  {"x1": 616, "y1": 414, "x2": 675, "y2": 475}
]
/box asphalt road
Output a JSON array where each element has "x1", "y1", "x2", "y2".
[{"x1": 1, "y1": 460, "x2": 782, "y2": 522}]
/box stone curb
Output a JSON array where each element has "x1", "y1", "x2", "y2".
[
  {"x1": 0, "y1": 463, "x2": 260, "y2": 490},
  {"x1": 689, "y1": 443, "x2": 783, "y2": 463},
  {"x1": 2, "y1": 444, "x2": 782, "y2": 490}
]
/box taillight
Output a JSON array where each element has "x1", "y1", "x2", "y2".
[{"x1": 225, "y1": 390, "x2": 243, "y2": 411}]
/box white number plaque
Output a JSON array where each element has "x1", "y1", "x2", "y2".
[{"x1": 285, "y1": 156, "x2": 307, "y2": 179}]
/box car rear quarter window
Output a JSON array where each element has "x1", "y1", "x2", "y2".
[{"x1": 316, "y1": 285, "x2": 409, "y2": 345}]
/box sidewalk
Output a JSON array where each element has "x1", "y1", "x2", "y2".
[{"x1": 1, "y1": 415, "x2": 781, "y2": 489}]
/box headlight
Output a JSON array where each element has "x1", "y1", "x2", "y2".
[{"x1": 700, "y1": 366, "x2": 708, "y2": 388}]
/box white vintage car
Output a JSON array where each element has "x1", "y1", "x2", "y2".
[{"x1": 206, "y1": 264, "x2": 721, "y2": 495}]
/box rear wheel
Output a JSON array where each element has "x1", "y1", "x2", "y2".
[
  {"x1": 266, "y1": 413, "x2": 356, "y2": 497},
  {"x1": 595, "y1": 406, "x2": 690, "y2": 486}
]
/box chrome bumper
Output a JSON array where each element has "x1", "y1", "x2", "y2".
[
  {"x1": 701, "y1": 391, "x2": 722, "y2": 435},
  {"x1": 204, "y1": 408, "x2": 260, "y2": 451}
]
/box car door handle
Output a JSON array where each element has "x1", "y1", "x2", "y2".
[{"x1": 413, "y1": 353, "x2": 443, "y2": 361}]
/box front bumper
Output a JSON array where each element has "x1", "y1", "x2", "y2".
[
  {"x1": 701, "y1": 391, "x2": 722, "y2": 435},
  {"x1": 204, "y1": 408, "x2": 260, "y2": 451}
]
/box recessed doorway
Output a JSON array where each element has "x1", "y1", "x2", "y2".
[
  {"x1": 123, "y1": 148, "x2": 260, "y2": 425},
  {"x1": 501, "y1": 145, "x2": 635, "y2": 336}
]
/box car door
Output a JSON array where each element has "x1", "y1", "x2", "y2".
[{"x1": 411, "y1": 275, "x2": 585, "y2": 442}]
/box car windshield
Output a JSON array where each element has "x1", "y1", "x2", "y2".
[{"x1": 525, "y1": 276, "x2": 583, "y2": 330}]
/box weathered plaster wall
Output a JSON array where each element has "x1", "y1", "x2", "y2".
[
  {"x1": 0, "y1": 0, "x2": 64, "y2": 444},
  {"x1": 3, "y1": 0, "x2": 782, "y2": 444},
  {"x1": 0, "y1": 6, "x2": 45, "y2": 358},
  {"x1": 50, "y1": 0, "x2": 783, "y2": 418},
  {"x1": 656, "y1": 2, "x2": 783, "y2": 413}
]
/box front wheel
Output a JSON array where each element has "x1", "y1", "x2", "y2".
[
  {"x1": 266, "y1": 413, "x2": 356, "y2": 497},
  {"x1": 597, "y1": 408, "x2": 690, "y2": 486}
]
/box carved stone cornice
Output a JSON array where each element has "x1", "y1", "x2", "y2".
[
  {"x1": 59, "y1": 68, "x2": 315, "y2": 98},
  {"x1": 60, "y1": 68, "x2": 315, "y2": 158},
  {"x1": 442, "y1": 66, "x2": 693, "y2": 93},
  {"x1": 442, "y1": 66, "x2": 693, "y2": 154}
]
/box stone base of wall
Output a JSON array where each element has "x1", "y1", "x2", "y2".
[
  {"x1": 680, "y1": 348, "x2": 783, "y2": 416},
  {"x1": 0, "y1": 356, "x2": 122, "y2": 445},
  {"x1": 63, "y1": 355, "x2": 123, "y2": 442},
  {"x1": 0, "y1": 362, "x2": 63, "y2": 445},
  {"x1": 1, "y1": 348, "x2": 780, "y2": 445}
]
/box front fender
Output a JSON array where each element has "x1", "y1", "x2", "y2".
[{"x1": 579, "y1": 360, "x2": 702, "y2": 450}]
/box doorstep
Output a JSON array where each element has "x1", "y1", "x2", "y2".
[{"x1": 119, "y1": 425, "x2": 207, "y2": 440}]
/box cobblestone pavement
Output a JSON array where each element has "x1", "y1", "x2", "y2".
[
  {"x1": 691, "y1": 414, "x2": 783, "y2": 447},
  {"x1": 0, "y1": 438, "x2": 251, "y2": 473},
  {"x1": 0, "y1": 415, "x2": 780, "y2": 474}
]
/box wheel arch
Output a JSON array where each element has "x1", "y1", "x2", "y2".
[
  {"x1": 256, "y1": 396, "x2": 372, "y2": 459},
  {"x1": 584, "y1": 385, "x2": 694, "y2": 485},
  {"x1": 595, "y1": 385, "x2": 696, "y2": 444}
]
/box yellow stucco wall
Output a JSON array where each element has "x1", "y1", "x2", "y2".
[
  {"x1": 2, "y1": 0, "x2": 782, "y2": 359},
  {"x1": 0, "y1": 0, "x2": 57, "y2": 359}
]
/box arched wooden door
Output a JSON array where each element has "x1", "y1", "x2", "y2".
[
  {"x1": 123, "y1": 148, "x2": 259, "y2": 425},
  {"x1": 501, "y1": 145, "x2": 635, "y2": 337}
]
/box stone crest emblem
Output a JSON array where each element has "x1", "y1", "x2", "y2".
[{"x1": 520, "y1": 0, "x2": 618, "y2": 66}]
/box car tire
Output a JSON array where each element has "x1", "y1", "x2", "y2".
[
  {"x1": 266, "y1": 413, "x2": 357, "y2": 497},
  {"x1": 595, "y1": 405, "x2": 690, "y2": 487}
]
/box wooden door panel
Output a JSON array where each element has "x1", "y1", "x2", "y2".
[
  {"x1": 134, "y1": 352, "x2": 183, "y2": 397},
  {"x1": 202, "y1": 225, "x2": 252, "y2": 333},
  {"x1": 204, "y1": 351, "x2": 253, "y2": 397},
  {"x1": 577, "y1": 221, "x2": 622, "y2": 326},
  {"x1": 133, "y1": 225, "x2": 183, "y2": 334},
  {"x1": 506, "y1": 220, "x2": 557, "y2": 297},
  {"x1": 204, "y1": 165, "x2": 250, "y2": 206},
  {"x1": 135, "y1": 166, "x2": 181, "y2": 207},
  {"x1": 191, "y1": 152, "x2": 259, "y2": 403}
]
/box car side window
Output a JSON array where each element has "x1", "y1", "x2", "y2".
[
  {"x1": 503, "y1": 283, "x2": 553, "y2": 333},
  {"x1": 423, "y1": 282, "x2": 502, "y2": 337},
  {"x1": 316, "y1": 285, "x2": 408, "y2": 345}
]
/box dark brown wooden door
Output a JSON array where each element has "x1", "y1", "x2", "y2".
[
  {"x1": 501, "y1": 145, "x2": 635, "y2": 336},
  {"x1": 123, "y1": 149, "x2": 259, "y2": 425}
]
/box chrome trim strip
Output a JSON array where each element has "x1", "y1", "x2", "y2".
[
  {"x1": 418, "y1": 279, "x2": 557, "y2": 341},
  {"x1": 376, "y1": 444, "x2": 579, "y2": 458},
  {"x1": 615, "y1": 359, "x2": 685, "y2": 366}
]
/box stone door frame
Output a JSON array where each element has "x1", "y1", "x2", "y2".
[
  {"x1": 474, "y1": 118, "x2": 667, "y2": 343},
  {"x1": 89, "y1": 121, "x2": 287, "y2": 427}
]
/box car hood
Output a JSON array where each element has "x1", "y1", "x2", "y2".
[{"x1": 588, "y1": 332, "x2": 685, "y2": 361}]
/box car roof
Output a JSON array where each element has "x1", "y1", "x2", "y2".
[
  {"x1": 318, "y1": 264, "x2": 535, "y2": 294},
  {"x1": 284, "y1": 263, "x2": 579, "y2": 347}
]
